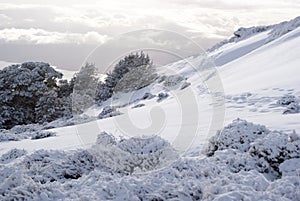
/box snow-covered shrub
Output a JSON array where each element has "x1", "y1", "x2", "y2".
[
  {"x1": 22, "y1": 150, "x2": 96, "y2": 183},
  {"x1": 92, "y1": 133, "x2": 178, "y2": 174},
  {"x1": 249, "y1": 131, "x2": 300, "y2": 175},
  {"x1": 157, "y1": 75, "x2": 167, "y2": 83},
  {"x1": 206, "y1": 119, "x2": 270, "y2": 156},
  {"x1": 265, "y1": 16, "x2": 300, "y2": 43},
  {"x1": 180, "y1": 81, "x2": 191, "y2": 90},
  {"x1": 162, "y1": 75, "x2": 184, "y2": 88},
  {"x1": 157, "y1": 92, "x2": 169, "y2": 102},
  {"x1": 97, "y1": 106, "x2": 121, "y2": 119},
  {"x1": 132, "y1": 103, "x2": 145, "y2": 108},
  {"x1": 277, "y1": 95, "x2": 297, "y2": 106},
  {"x1": 0, "y1": 130, "x2": 20, "y2": 142},
  {"x1": 31, "y1": 131, "x2": 56, "y2": 140},
  {"x1": 142, "y1": 92, "x2": 155, "y2": 100},
  {"x1": 283, "y1": 102, "x2": 299, "y2": 114},
  {"x1": 0, "y1": 149, "x2": 27, "y2": 164},
  {"x1": 208, "y1": 16, "x2": 300, "y2": 52}
]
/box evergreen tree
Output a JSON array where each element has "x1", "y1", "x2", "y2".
[
  {"x1": 95, "y1": 52, "x2": 154, "y2": 103},
  {"x1": 0, "y1": 62, "x2": 71, "y2": 129}
]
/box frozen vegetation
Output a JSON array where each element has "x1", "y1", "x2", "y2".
[
  {"x1": 0, "y1": 120, "x2": 299, "y2": 200},
  {"x1": 208, "y1": 16, "x2": 300, "y2": 52}
]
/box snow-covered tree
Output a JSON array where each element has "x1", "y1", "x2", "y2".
[
  {"x1": 71, "y1": 63, "x2": 99, "y2": 114},
  {"x1": 114, "y1": 64, "x2": 157, "y2": 93},
  {"x1": 95, "y1": 52, "x2": 154, "y2": 103},
  {"x1": 0, "y1": 62, "x2": 75, "y2": 129},
  {"x1": 0, "y1": 62, "x2": 64, "y2": 129}
]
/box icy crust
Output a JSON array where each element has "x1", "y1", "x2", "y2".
[
  {"x1": 0, "y1": 120, "x2": 299, "y2": 200},
  {"x1": 208, "y1": 16, "x2": 300, "y2": 52}
]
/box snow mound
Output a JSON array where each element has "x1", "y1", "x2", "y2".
[
  {"x1": 91, "y1": 132, "x2": 178, "y2": 174},
  {"x1": 206, "y1": 118, "x2": 270, "y2": 155}
]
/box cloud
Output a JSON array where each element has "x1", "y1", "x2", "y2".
[{"x1": 0, "y1": 28, "x2": 109, "y2": 44}]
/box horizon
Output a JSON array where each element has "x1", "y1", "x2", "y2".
[{"x1": 0, "y1": 0, "x2": 299, "y2": 71}]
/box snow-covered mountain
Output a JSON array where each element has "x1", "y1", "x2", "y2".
[{"x1": 1, "y1": 17, "x2": 300, "y2": 200}]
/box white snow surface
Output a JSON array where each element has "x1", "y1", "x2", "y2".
[{"x1": 1, "y1": 17, "x2": 300, "y2": 200}]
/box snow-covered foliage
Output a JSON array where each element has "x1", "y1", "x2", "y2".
[
  {"x1": 0, "y1": 62, "x2": 73, "y2": 129},
  {"x1": 206, "y1": 119, "x2": 300, "y2": 179},
  {"x1": 265, "y1": 16, "x2": 300, "y2": 43},
  {"x1": 162, "y1": 74, "x2": 184, "y2": 87},
  {"x1": 114, "y1": 64, "x2": 157, "y2": 93},
  {"x1": 157, "y1": 92, "x2": 169, "y2": 102},
  {"x1": 180, "y1": 81, "x2": 191, "y2": 90},
  {"x1": 31, "y1": 130, "x2": 56, "y2": 140},
  {"x1": 0, "y1": 123, "x2": 57, "y2": 142},
  {"x1": 0, "y1": 149, "x2": 27, "y2": 164},
  {"x1": 132, "y1": 103, "x2": 145, "y2": 108},
  {"x1": 206, "y1": 119, "x2": 270, "y2": 155},
  {"x1": 42, "y1": 114, "x2": 96, "y2": 129},
  {"x1": 209, "y1": 16, "x2": 300, "y2": 52},
  {"x1": 95, "y1": 52, "x2": 152, "y2": 103},
  {"x1": 91, "y1": 132, "x2": 178, "y2": 174},
  {"x1": 72, "y1": 63, "x2": 99, "y2": 114},
  {"x1": 1, "y1": 120, "x2": 300, "y2": 200},
  {"x1": 97, "y1": 106, "x2": 122, "y2": 119},
  {"x1": 0, "y1": 124, "x2": 42, "y2": 142},
  {"x1": 277, "y1": 95, "x2": 299, "y2": 114},
  {"x1": 249, "y1": 131, "x2": 300, "y2": 174},
  {"x1": 142, "y1": 92, "x2": 155, "y2": 100}
]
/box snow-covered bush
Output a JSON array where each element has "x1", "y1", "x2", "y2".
[
  {"x1": 142, "y1": 92, "x2": 155, "y2": 100},
  {"x1": 91, "y1": 133, "x2": 178, "y2": 174},
  {"x1": 157, "y1": 92, "x2": 169, "y2": 102},
  {"x1": 1, "y1": 119, "x2": 300, "y2": 200},
  {"x1": 132, "y1": 103, "x2": 145, "y2": 108},
  {"x1": 0, "y1": 123, "x2": 45, "y2": 142},
  {"x1": 0, "y1": 130, "x2": 20, "y2": 142},
  {"x1": 249, "y1": 131, "x2": 300, "y2": 175},
  {"x1": 0, "y1": 149, "x2": 27, "y2": 164},
  {"x1": 277, "y1": 95, "x2": 299, "y2": 114},
  {"x1": 31, "y1": 131, "x2": 56, "y2": 140},
  {"x1": 180, "y1": 81, "x2": 191, "y2": 90},
  {"x1": 265, "y1": 16, "x2": 300, "y2": 43},
  {"x1": 97, "y1": 106, "x2": 122, "y2": 119},
  {"x1": 22, "y1": 149, "x2": 96, "y2": 183},
  {"x1": 206, "y1": 119, "x2": 270, "y2": 156},
  {"x1": 277, "y1": 95, "x2": 297, "y2": 105},
  {"x1": 208, "y1": 16, "x2": 300, "y2": 52},
  {"x1": 283, "y1": 102, "x2": 299, "y2": 114},
  {"x1": 162, "y1": 75, "x2": 184, "y2": 88}
]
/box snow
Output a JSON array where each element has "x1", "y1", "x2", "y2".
[{"x1": 1, "y1": 17, "x2": 300, "y2": 200}]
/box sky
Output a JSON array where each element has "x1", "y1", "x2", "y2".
[{"x1": 0, "y1": 0, "x2": 299, "y2": 72}]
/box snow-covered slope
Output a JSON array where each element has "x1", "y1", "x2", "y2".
[{"x1": 1, "y1": 17, "x2": 300, "y2": 200}]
